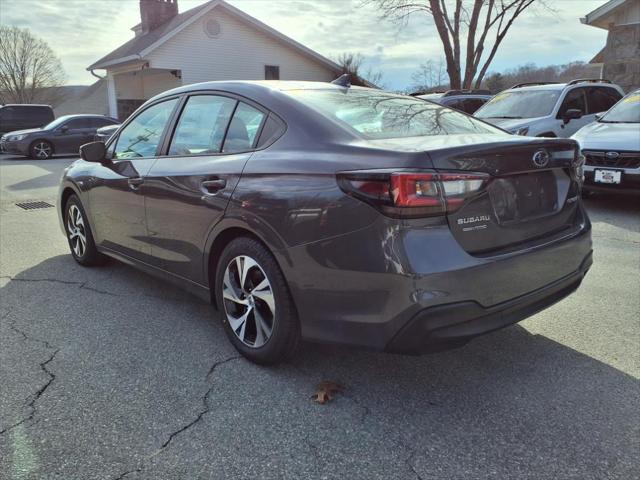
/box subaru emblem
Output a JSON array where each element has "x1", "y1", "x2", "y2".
[
  {"x1": 532, "y1": 149, "x2": 550, "y2": 168},
  {"x1": 605, "y1": 151, "x2": 619, "y2": 159}
]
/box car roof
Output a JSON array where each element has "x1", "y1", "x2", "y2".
[
  {"x1": 0, "y1": 104, "x2": 52, "y2": 108},
  {"x1": 152, "y1": 80, "x2": 377, "y2": 101},
  {"x1": 505, "y1": 81, "x2": 619, "y2": 92}
]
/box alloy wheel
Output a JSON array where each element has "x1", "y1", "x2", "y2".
[
  {"x1": 34, "y1": 142, "x2": 52, "y2": 159},
  {"x1": 67, "y1": 204, "x2": 87, "y2": 257},
  {"x1": 222, "y1": 255, "x2": 275, "y2": 348}
]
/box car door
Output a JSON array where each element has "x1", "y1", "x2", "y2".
[
  {"x1": 556, "y1": 87, "x2": 591, "y2": 137},
  {"x1": 88, "y1": 97, "x2": 180, "y2": 262},
  {"x1": 144, "y1": 94, "x2": 267, "y2": 284},
  {"x1": 53, "y1": 117, "x2": 95, "y2": 154}
]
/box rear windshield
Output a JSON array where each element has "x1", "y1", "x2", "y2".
[
  {"x1": 600, "y1": 91, "x2": 640, "y2": 123},
  {"x1": 475, "y1": 90, "x2": 561, "y2": 119},
  {"x1": 288, "y1": 89, "x2": 501, "y2": 139}
]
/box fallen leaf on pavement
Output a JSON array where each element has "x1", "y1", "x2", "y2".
[{"x1": 311, "y1": 380, "x2": 345, "y2": 404}]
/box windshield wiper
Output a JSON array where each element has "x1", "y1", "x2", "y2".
[{"x1": 486, "y1": 116, "x2": 523, "y2": 119}]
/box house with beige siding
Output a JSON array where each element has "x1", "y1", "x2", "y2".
[{"x1": 87, "y1": 0, "x2": 342, "y2": 119}]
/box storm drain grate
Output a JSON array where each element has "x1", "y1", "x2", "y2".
[{"x1": 15, "y1": 201, "x2": 54, "y2": 211}]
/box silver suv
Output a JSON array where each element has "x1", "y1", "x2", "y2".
[{"x1": 474, "y1": 79, "x2": 624, "y2": 137}]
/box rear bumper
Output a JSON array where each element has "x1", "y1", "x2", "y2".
[
  {"x1": 281, "y1": 204, "x2": 592, "y2": 354},
  {"x1": 386, "y1": 251, "x2": 591, "y2": 354}
]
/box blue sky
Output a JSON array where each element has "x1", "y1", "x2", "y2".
[{"x1": 0, "y1": 0, "x2": 609, "y2": 90}]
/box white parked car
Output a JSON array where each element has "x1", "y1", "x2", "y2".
[
  {"x1": 474, "y1": 79, "x2": 624, "y2": 138},
  {"x1": 572, "y1": 89, "x2": 640, "y2": 192}
]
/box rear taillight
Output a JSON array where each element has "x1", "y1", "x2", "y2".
[{"x1": 338, "y1": 170, "x2": 489, "y2": 218}]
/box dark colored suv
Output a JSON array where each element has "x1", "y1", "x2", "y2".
[
  {"x1": 1, "y1": 114, "x2": 119, "y2": 159},
  {"x1": 58, "y1": 81, "x2": 592, "y2": 364},
  {"x1": 416, "y1": 90, "x2": 493, "y2": 114},
  {"x1": 0, "y1": 104, "x2": 54, "y2": 135}
]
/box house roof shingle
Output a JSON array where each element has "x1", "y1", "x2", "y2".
[{"x1": 88, "y1": 1, "x2": 212, "y2": 70}]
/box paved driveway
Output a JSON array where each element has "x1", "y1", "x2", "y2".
[{"x1": 1, "y1": 153, "x2": 638, "y2": 480}]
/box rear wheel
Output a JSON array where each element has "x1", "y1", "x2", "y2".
[
  {"x1": 215, "y1": 237, "x2": 299, "y2": 364},
  {"x1": 64, "y1": 195, "x2": 106, "y2": 266},
  {"x1": 30, "y1": 140, "x2": 53, "y2": 159}
]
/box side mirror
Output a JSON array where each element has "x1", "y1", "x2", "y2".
[
  {"x1": 80, "y1": 141, "x2": 107, "y2": 163},
  {"x1": 60, "y1": 125, "x2": 69, "y2": 133},
  {"x1": 595, "y1": 113, "x2": 603, "y2": 121},
  {"x1": 562, "y1": 109, "x2": 583, "y2": 124}
]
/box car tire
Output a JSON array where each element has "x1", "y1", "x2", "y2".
[
  {"x1": 64, "y1": 195, "x2": 107, "y2": 266},
  {"x1": 215, "y1": 237, "x2": 300, "y2": 365},
  {"x1": 30, "y1": 140, "x2": 54, "y2": 159}
]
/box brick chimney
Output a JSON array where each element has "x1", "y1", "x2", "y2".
[{"x1": 139, "y1": 0, "x2": 178, "y2": 34}]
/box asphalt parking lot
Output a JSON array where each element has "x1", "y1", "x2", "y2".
[{"x1": 0, "y1": 153, "x2": 638, "y2": 480}]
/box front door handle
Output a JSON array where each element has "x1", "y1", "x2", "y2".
[
  {"x1": 201, "y1": 179, "x2": 226, "y2": 194},
  {"x1": 128, "y1": 177, "x2": 144, "y2": 189}
]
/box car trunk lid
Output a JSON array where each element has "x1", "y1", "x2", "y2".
[{"x1": 425, "y1": 137, "x2": 582, "y2": 254}]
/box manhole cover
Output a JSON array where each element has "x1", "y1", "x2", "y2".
[{"x1": 15, "y1": 201, "x2": 54, "y2": 210}]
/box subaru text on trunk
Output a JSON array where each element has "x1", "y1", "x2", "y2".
[{"x1": 58, "y1": 80, "x2": 592, "y2": 364}]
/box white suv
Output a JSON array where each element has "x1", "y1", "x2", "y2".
[{"x1": 474, "y1": 79, "x2": 624, "y2": 137}]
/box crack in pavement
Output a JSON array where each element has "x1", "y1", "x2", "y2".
[
  {"x1": 111, "y1": 355, "x2": 242, "y2": 480},
  {"x1": 0, "y1": 316, "x2": 60, "y2": 436}
]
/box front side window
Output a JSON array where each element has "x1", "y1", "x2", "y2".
[
  {"x1": 587, "y1": 87, "x2": 622, "y2": 114},
  {"x1": 600, "y1": 90, "x2": 640, "y2": 123},
  {"x1": 557, "y1": 88, "x2": 587, "y2": 117},
  {"x1": 289, "y1": 89, "x2": 502, "y2": 139},
  {"x1": 169, "y1": 95, "x2": 236, "y2": 156},
  {"x1": 114, "y1": 98, "x2": 178, "y2": 159},
  {"x1": 222, "y1": 102, "x2": 266, "y2": 153},
  {"x1": 475, "y1": 90, "x2": 561, "y2": 119}
]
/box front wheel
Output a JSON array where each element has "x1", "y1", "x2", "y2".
[
  {"x1": 30, "y1": 140, "x2": 53, "y2": 159},
  {"x1": 64, "y1": 195, "x2": 107, "y2": 266},
  {"x1": 215, "y1": 237, "x2": 299, "y2": 364}
]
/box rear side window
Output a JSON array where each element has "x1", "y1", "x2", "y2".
[
  {"x1": 169, "y1": 95, "x2": 236, "y2": 155},
  {"x1": 587, "y1": 87, "x2": 622, "y2": 114},
  {"x1": 114, "y1": 98, "x2": 179, "y2": 159},
  {"x1": 289, "y1": 89, "x2": 502, "y2": 139},
  {"x1": 65, "y1": 118, "x2": 92, "y2": 129},
  {"x1": 91, "y1": 117, "x2": 116, "y2": 128},
  {"x1": 0, "y1": 107, "x2": 15, "y2": 121},
  {"x1": 461, "y1": 98, "x2": 486, "y2": 114},
  {"x1": 222, "y1": 102, "x2": 266, "y2": 153},
  {"x1": 34, "y1": 107, "x2": 53, "y2": 123},
  {"x1": 256, "y1": 114, "x2": 285, "y2": 148},
  {"x1": 558, "y1": 88, "x2": 587, "y2": 117},
  {"x1": 442, "y1": 99, "x2": 463, "y2": 111}
]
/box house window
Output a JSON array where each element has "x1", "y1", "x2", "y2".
[{"x1": 265, "y1": 65, "x2": 280, "y2": 80}]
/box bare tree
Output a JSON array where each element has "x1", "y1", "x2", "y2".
[
  {"x1": 368, "y1": 0, "x2": 544, "y2": 89},
  {"x1": 336, "y1": 52, "x2": 384, "y2": 87},
  {"x1": 411, "y1": 58, "x2": 447, "y2": 92},
  {"x1": 0, "y1": 26, "x2": 66, "y2": 104}
]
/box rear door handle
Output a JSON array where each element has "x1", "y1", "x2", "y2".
[
  {"x1": 128, "y1": 177, "x2": 144, "y2": 189},
  {"x1": 201, "y1": 179, "x2": 226, "y2": 194}
]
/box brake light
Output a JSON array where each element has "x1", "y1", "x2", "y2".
[{"x1": 338, "y1": 170, "x2": 489, "y2": 218}]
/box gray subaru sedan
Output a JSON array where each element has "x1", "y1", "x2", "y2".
[{"x1": 58, "y1": 80, "x2": 592, "y2": 364}]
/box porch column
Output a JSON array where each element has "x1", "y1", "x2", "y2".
[{"x1": 107, "y1": 71, "x2": 118, "y2": 119}]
